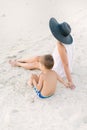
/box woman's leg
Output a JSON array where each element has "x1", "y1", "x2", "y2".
[
  {"x1": 17, "y1": 56, "x2": 41, "y2": 63},
  {"x1": 9, "y1": 56, "x2": 41, "y2": 70},
  {"x1": 9, "y1": 60, "x2": 40, "y2": 70}
]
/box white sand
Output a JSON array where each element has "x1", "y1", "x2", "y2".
[{"x1": 0, "y1": 0, "x2": 87, "y2": 130}]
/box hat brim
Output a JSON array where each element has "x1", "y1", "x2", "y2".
[{"x1": 49, "y1": 18, "x2": 73, "y2": 44}]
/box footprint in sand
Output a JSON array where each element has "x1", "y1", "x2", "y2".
[
  {"x1": 1, "y1": 14, "x2": 6, "y2": 17},
  {"x1": 18, "y1": 50, "x2": 25, "y2": 54},
  {"x1": 7, "y1": 55, "x2": 17, "y2": 59},
  {"x1": 83, "y1": 116, "x2": 87, "y2": 124},
  {"x1": 11, "y1": 109, "x2": 19, "y2": 113}
]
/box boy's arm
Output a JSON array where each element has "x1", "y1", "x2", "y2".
[
  {"x1": 33, "y1": 74, "x2": 43, "y2": 91},
  {"x1": 56, "y1": 73, "x2": 69, "y2": 87}
]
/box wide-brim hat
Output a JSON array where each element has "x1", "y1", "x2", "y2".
[{"x1": 49, "y1": 17, "x2": 73, "y2": 44}]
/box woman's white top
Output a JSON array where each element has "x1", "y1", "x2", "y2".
[{"x1": 52, "y1": 43, "x2": 74, "y2": 78}]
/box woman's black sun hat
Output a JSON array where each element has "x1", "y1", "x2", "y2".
[{"x1": 49, "y1": 17, "x2": 73, "y2": 44}]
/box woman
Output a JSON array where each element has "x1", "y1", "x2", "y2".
[{"x1": 9, "y1": 18, "x2": 75, "y2": 89}]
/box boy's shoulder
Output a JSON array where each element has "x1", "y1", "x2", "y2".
[
  {"x1": 40, "y1": 70, "x2": 57, "y2": 77},
  {"x1": 39, "y1": 72, "x2": 45, "y2": 79},
  {"x1": 51, "y1": 70, "x2": 57, "y2": 74},
  {"x1": 51, "y1": 70, "x2": 58, "y2": 77}
]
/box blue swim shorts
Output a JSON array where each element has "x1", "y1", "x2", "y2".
[{"x1": 33, "y1": 87, "x2": 53, "y2": 99}]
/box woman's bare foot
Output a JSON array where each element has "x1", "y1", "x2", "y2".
[{"x1": 9, "y1": 60, "x2": 20, "y2": 67}]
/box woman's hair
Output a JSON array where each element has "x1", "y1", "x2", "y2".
[{"x1": 39, "y1": 54, "x2": 54, "y2": 69}]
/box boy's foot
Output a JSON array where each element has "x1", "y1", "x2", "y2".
[{"x1": 27, "y1": 80, "x2": 33, "y2": 88}]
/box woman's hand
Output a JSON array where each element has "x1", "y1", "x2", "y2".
[{"x1": 66, "y1": 82, "x2": 76, "y2": 89}]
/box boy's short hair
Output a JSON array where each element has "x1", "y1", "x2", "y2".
[{"x1": 40, "y1": 54, "x2": 54, "y2": 69}]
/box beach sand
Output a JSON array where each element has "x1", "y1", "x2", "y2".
[{"x1": 0, "y1": 0, "x2": 87, "y2": 130}]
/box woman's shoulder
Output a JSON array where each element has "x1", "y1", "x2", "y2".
[{"x1": 63, "y1": 42, "x2": 74, "y2": 49}]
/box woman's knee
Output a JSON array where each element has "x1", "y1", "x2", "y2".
[{"x1": 35, "y1": 56, "x2": 41, "y2": 62}]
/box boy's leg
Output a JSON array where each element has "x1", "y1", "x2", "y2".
[
  {"x1": 31, "y1": 74, "x2": 39, "y2": 83},
  {"x1": 28, "y1": 74, "x2": 39, "y2": 86}
]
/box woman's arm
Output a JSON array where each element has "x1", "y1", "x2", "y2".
[
  {"x1": 57, "y1": 43, "x2": 75, "y2": 89},
  {"x1": 58, "y1": 43, "x2": 72, "y2": 82}
]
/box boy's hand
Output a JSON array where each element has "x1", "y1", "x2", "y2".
[{"x1": 64, "y1": 82, "x2": 70, "y2": 88}]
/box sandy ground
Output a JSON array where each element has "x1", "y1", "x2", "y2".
[{"x1": 0, "y1": 0, "x2": 87, "y2": 130}]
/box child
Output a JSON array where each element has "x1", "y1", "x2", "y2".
[{"x1": 27, "y1": 54, "x2": 70, "y2": 99}]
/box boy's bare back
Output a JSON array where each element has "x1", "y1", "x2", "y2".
[{"x1": 40, "y1": 70, "x2": 57, "y2": 96}]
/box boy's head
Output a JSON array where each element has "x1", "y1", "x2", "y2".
[{"x1": 39, "y1": 54, "x2": 54, "y2": 70}]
